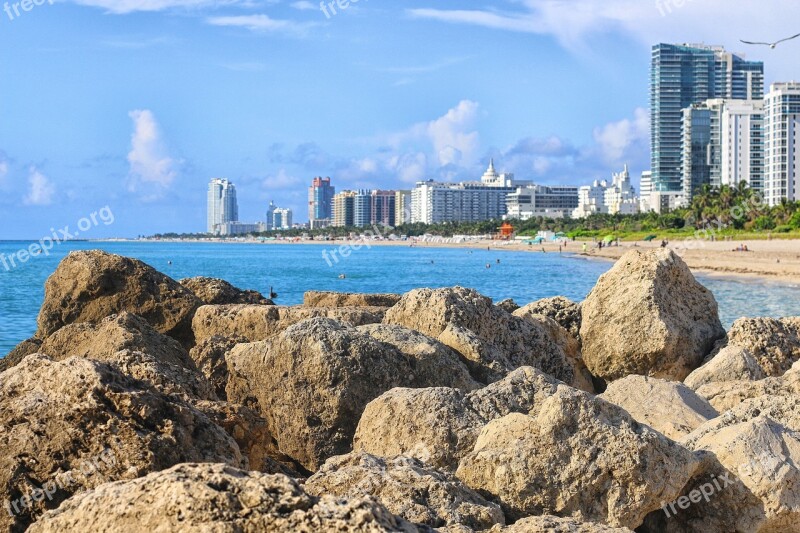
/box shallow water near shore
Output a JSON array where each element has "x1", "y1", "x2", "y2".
[{"x1": 1, "y1": 241, "x2": 800, "y2": 356}]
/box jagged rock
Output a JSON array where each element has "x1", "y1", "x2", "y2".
[
  {"x1": 28, "y1": 464, "x2": 424, "y2": 533},
  {"x1": 696, "y1": 370, "x2": 800, "y2": 413},
  {"x1": 684, "y1": 395, "x2": 800, "y2": 439},
  {"x1": 180, "y1": 276, "x2": 273, "y2": 305},
  {"x1": 490, "y1": 515, "x2": 633, "y2": 532},
  {"x1": 683, "y1": 345, "x2": 767, "y2": 390},
  {"x1": 1, "y1": 338, "x2": 40, "y2": 372},
  {"x1": 515, "y1": 296, "x2": 582, "y2": 341},
  {"x1": 383, "y1": 287, "x2": 576, "y2": 386},
  {"x1": 0, "y1": 355, "x2": 243, "y2": 532},
  {"x1": 36, "y1": 250, "x2": 201, "y2": 341},
  {"x1": 601, "y1": 375, "x2": 718, "y2": 440},
  {"x1": 580, "y1": 249, "x2": 725, "y2": 382},
  {"x1": 189, "y1": 335, "x2": 247, "y2": 400},
  {"x1": 727, "y1": 317, "x2": 800, "y2": 377},
  {"x1": 106, "y1": 349, "x2": 216, "y2": 399},
  {"x1": 194, "y1": 401, "x2": 300, "y2": 476},
  {"x1": 226, "y1": 318, "x2": 414, "y2": 470},
  {"x1": 192, "y1": 304, "x2": 385, "y2": 343},
  {"x1": 357, "y1": 324, "x2": 482, "y2": 391},
  {"x1": 304, "y1": 291, "x2": 401, "y2": 308},
  {"x1": 680, "y1": 415, "x2": 800, "y2": 532},
  {"x1": 455, "y1": 390, "x2": 703, "y2": 528},
  {"x1": 353, "y1": 367, "x2": 573, "y2": 472},
  {"x1": 305, "y1": 452, "x2": 505, "y2": 530},
  {"x1": 495, "y1": 299, "x2": 520, "y2": 313}
]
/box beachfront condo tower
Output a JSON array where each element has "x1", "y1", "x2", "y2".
[
  {"x1": 651, "y1": 43, "x2": 764, "y2": 196},
  {"x1": 207, "y1": 178, "x2": 239, "y2": 234},
  {"x1": 308, "y1": 177, "x2": 335, "y2": 229},
  {"x1": 764, "y1": 82, "x2": 800, "y2": 206}
]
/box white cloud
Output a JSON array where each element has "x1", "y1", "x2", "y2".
[
  {"x1": 24, "y1": 167, "x2": 56, "y2": 206},
  {"x1": 68, "y1": 0, "x2": 245, "y2": 14},
  {"x1": 207, "y1": 14, "x2": 315, "y2": 35},
  {"x1": 290, "y1": 1, "x2": 315, "y2": 10},
  {"x1": 593, "y1": 107, "x2": 649, "y2": 165},
  {"x1": 127, "y1": 109, "x2": 179, "y2": 193},
  {"x1": 262, "y1": 168, "x2": 301, "y2": 189},
  {"x1": 0, "y1": 153, "x2": 8, "y2": 182}
]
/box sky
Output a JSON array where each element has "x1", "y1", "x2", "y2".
[{"x1": 0, "y1": 0, "x2": 798, "y2": 238}]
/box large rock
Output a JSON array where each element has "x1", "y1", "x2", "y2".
[
  {"x1": 383, "y1": 287, "x2": 577, "y2": 386},
  {"x1": 180, "y1": 276, "x2": 272, "y2": 305},
  {"x1": 1, "y1": 338, "x2": 41, "y2": 372},
  {"x1": 36, "y1": 250, "x2": 201, "y2": 341},
  {"x1": 683, "y1": 345, "x2": 767, "y2": 390},
  {"x1": 188, "y1": 335, "x2": 247, "y2": 400},
  {"x1": 0, "y1": 355, "x2": 243, "y2": 532},
  {"x1": 357, "y1": 324, "x2": 482, "y2": 391},
  {"x1": 491, "y1": 516, "x2": 633, "y2": 532},
  {"x1": 28, "y1": 464, "x2": 424, "y2": 533},
  {"x1": 580, "y1": 249, "x2": 725, "y2": 382},
  {"x1": 684, "y1": 394, "x2": 800, "y2": 439},
  {"x1": 455, "y1": 390, "x2": 703, "y2": 528},
  {"x1": 680, "y1": 415, "x2": 800, "y2": 532},
  {"x1": 226, "y1": 318, "x2": 414, "y2": 470},
  {"x1": 727, "y1": 317, "x2": 800, "y2": 377},
  {"x1": 354, "y1": 367, "x2": 577, "y2": 472},
  {"x1": 601, "y1": 375, "x2": 718, "y2": 440},
  {"x1": 696, "y1": 369, "x2": 800, "y2": 413},
  {"x1": 515, "y1": 296, "x2": 582, "y2": 341},
  {"x1": 304, "y1": 291, "x2": 401, "y2": 308},
  {"x1": 192, "y1": 304, "x2": 385, "y2": 343},
  {"x1": 305, "y1": 452, "x2": 505, "y2": 530}
]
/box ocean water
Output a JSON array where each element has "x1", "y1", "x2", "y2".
[{"x1": 1, "y1": 240, "x2": 800, "y2": 356}]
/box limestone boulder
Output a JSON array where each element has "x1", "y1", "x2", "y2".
[
  {"x1": 304, "y1": 291, "x2": 401, "y2": 308},
  {"x1": 580, "y1": 249, "x2": 725, "y2": 382},
  {"x1": 696, "y1": 371, "x2": 800, "y2": 413},
  {"x1": 36, "y1": 250, "x2": 200, "y2": 341},
  {"x1": 226, "y1": 318, "x2": 414, "y2": 470},
  {"x1": 192, "y1": 304, "x2": 385, "y2": 343},
  {"x1": 383, "y1": 287, "x2": 576, "y2": 386},
  {"x1": 357, "y1": 324, "x2": 482, "y2": 391},
  {"x1": 683, "y1": 345, "x2": 767, "y2": 390},
  {"x1": 727, "y1": 317, "x2": 800, "y2": 377},
  {"x1": 601, "y1": 375, "x2": 718, "y2": 440},
  {"x1": 354, "y1": 367, "x2": 576, "y2": 472},
  {"x1": 305, "y1": 452, "x2": 505, "y2": 530},
  {"x1": 495, "y1": 299, "x2": 520, "y2": 313},
  {"x1": 28, "y1": 464, "x2": 424, "y2": 533},
  {"x1": 490, "y1": 516, "x2": 633, "y2": 532},
  {"x1": 516, "y1": 296, "x2": 582, "y2": 341},
  {"x1": 1, "y1": 337, "x2": 41, "y2": 372},
  {"x1": 0, "y1": 355, "x2": 243, "y2": 532},
  {"x1": 455, "y1": 391, "x2": 703, "y2": 528},
  {"x1": 180, "y1": 276, "x2": 273, "y2": 305},
  {"x1": 188, "y1": 335, "x2": 247, "y2": 400},
  {"x1": 684, "y1": 394, "x2": 800, "y2": 438}
]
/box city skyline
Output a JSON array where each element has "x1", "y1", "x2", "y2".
[{"x1": 2, "y1": 1, "x2": 800, "y2": 238}]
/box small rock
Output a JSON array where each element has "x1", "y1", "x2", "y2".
[{"x1": 180, "y1": 276, "x2": 273, "y2": 305}]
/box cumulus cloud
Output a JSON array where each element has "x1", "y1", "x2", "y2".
[
  {"x1": 207, "y1": 14, "x2": 316, "y2": 35},
  {"x1": 23, "y1": 167, "x2": 56, "y2": 206},
  {"x1": 592, "y1": 107, "x2": 649, "y2": 165},
  {"x1": 127, "y1": 109, "x2": 179, "y2": 195},
  {"x1": 262, "y1": 168, "x2": 302, "y2": 190}
]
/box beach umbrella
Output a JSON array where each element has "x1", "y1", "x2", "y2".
[{"x1": 603, "y1": 235, "x2": 615, "y2": 243}]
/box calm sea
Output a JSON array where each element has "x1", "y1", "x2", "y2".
[{"x1": 2, "y1": 241, "x2": 799, "y2": 356}]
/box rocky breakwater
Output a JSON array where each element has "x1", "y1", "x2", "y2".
[{"x1": 1, "y1": 248, "x2": 799, "y2": 532}]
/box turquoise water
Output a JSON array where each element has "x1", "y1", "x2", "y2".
[{"x1": 1, "y1": 241, "x2": 799, "y2": 356}]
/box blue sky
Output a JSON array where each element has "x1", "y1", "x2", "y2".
[{"x1": 0, "y1": 0, "x2": 798, "y2": 238}]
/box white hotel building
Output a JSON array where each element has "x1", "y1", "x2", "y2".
[
  {"x1": 764, "y1": 82, "x2": 800, "y2": 205},
  {"x1": 572, "y1": 166, "x2": 639, "y2": 218}
]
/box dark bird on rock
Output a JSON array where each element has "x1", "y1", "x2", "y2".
[{"x1": 741, "y1": 33, "x2": 800, "y2": 49}]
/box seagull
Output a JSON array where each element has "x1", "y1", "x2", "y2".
[{"x1": 741, "y1": 33, "x2": 800, "y2": 49}]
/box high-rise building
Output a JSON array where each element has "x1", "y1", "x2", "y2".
[
  {"x1": 764, "y1": 82, "x2": 800, "y2": 206},
  {"x1": 370, "y1": 190, "x2": 396, "y2": 227},
  {"x1": 266, "y1": 201, "x2": 277, "y2": 231},
  {"x1": 272, "y1": 208, "x2": 293, "y2": 230},
  {"x1": 308, "y1": 177, "x2": 335, "y2": 228},
  {"x1": 681, "y1": 104, "x2": 713, "y2": 202},
  {"x1": 353, "y1": 190, "x2": 372, "y2": 228},
  {"x1": 394, "y1": 190, "x2": 412, "y2": 226},
  {"x1": 506, "y1": 184, "x2": 579, "y2": 220},
  {"x1": 572, "y1": 166, "x2": 639, "y2": 218},
  {"x1": 651, "y1": 43, "x2": 764, "y2": 193},
  {"x1": 333, "y1": 191, "x2": 356, "y2": 227},
  {"x1": 207, "y1": 178, "x2": 238, "y2": 233}
]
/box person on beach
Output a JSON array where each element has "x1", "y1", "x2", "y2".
[{"x1": 582, "y1": 243, "x2": 587, "y2": 253}]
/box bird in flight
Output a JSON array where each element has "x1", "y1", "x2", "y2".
[{"x1": 741, "y1": 33, "x2": 800, "y2": 49}]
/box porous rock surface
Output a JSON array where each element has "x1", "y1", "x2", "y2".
[
  {"x1": 489, "y1": 515, "x2": 633, "y2": 532},
  {"x1": 601, "y1": 375, "x2": 718, "y2": 440},
  {"x1": 28, "y1": 464, "x2": 423, "y2": 533},
  {"x1": 727, "y1": 316, "x2": 800, "y2": 377},
  {"x1": 580, "y1": 249, "x2": 725, "y2": 382},
  {"x1": 383, "y1": 286, "x2": 577, "y2": 386},
  {"x1": 683, "y1": 345, "x2": 767, "y2": 390},
  {"x1": 304, "y1": 290, "x2": 401, "y2": 308},
  {"x1": 515, "y1": 296, "x2": 582, "y2": 341},
  {"x1": 305, "y1": 452, "x2": 505, "y2": 530},
  {"x1": 0, "y1": 355, "x2": 243, "y2": 532},
  {"x1": 695, "y1": 366, "x2": 800, "y2": 413},
  {"x1": 188, "y1": 334, "x2": 248, "y2": 400},
  {"x1": 180, "y1": 276, "x2": 273, "y2": 305},
  {"x1": 36, "y1": 250, "x2": 200, "y2": 340}
]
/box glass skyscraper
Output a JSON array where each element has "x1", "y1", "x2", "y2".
[
  {"x1": 651, "y1": 44, "x2": 764, "y2": 194},
  {"x1": 308, "y1": 177, "x2": 335, "y2": 227},
  {"x1": 207, "y1": 178, "x2": 238, "y2": 233}
]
